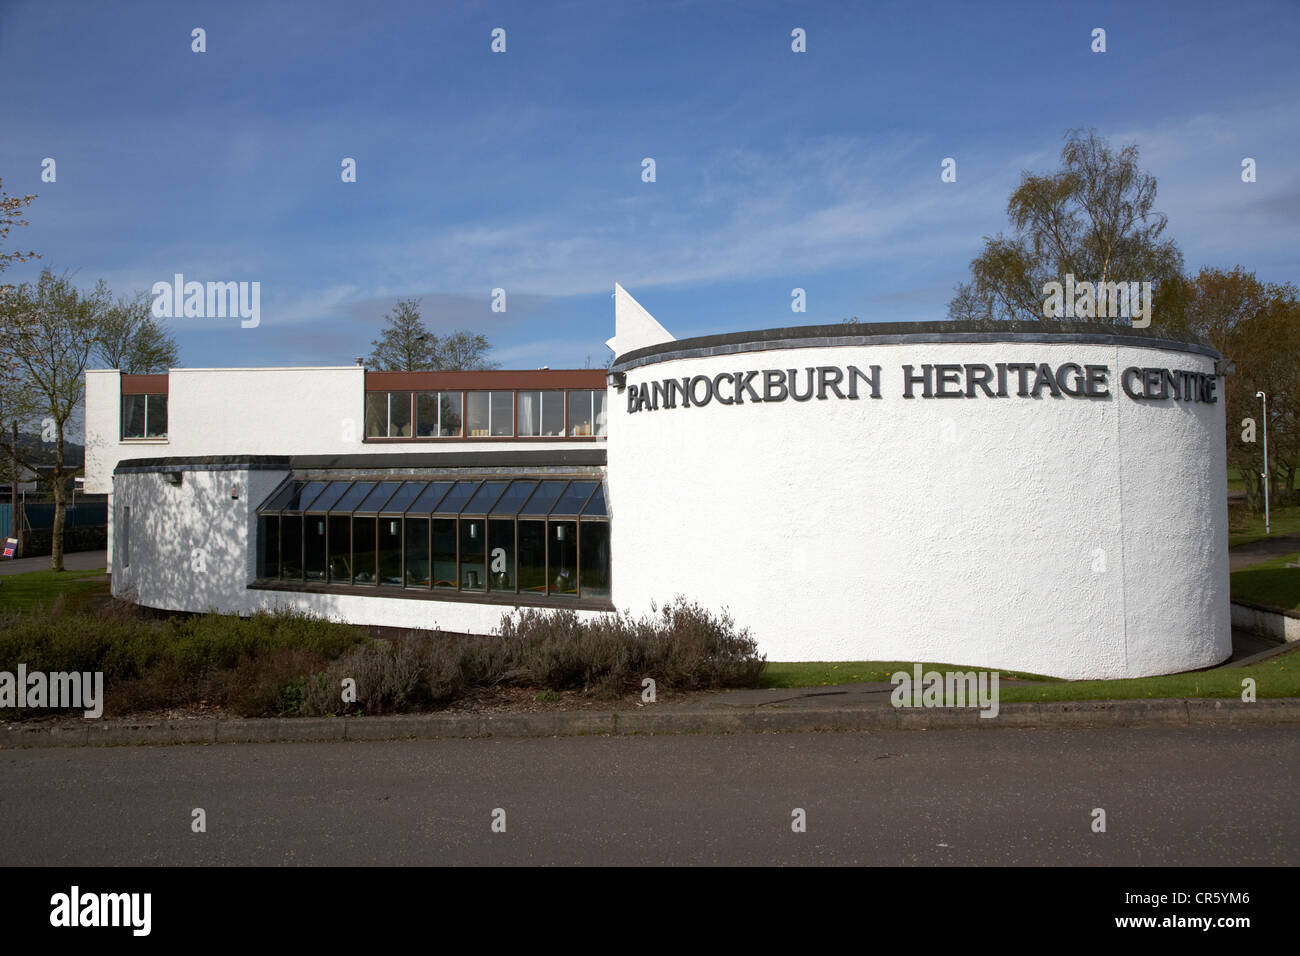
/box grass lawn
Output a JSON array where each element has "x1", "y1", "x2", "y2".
[
  {"x1": 0, "y1": 568, "x2": 109, "y2": 615},
  {"x1": 762, "y1": 661, "x2": 1058, "y2": 687},
  {"x1": 1230, "y1": 551, "x2": 1300, "y2": 611},
  {"x1": 998, "y1": 647, "x2": 1298, "y2": 701},
  {"x1": 765, "y1": 645, "x2": 1300, "y2": 701},
  {"x1": 1228, "y1": 503, "x2": 1300, "y2": 549}
]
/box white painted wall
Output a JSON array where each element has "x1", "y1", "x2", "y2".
[
  {"x1": 112, "y1": 465, "x2": 609, "y2": 632},
  {"x1": 1231, "y1": 602, "x2": 1300, "y2": 643},
  {"x1": 88, "y1": 366, "x2": 600, "y2": 483},
  {"x1": 608, "y1": 341, "x2": 1230, "y2": 679},
  {"x1": 86, "y1": 366, "x2": 601, "y2": 572},
  {"x1": 84, "y1": 369, "x2": 124, "y2": 496}
]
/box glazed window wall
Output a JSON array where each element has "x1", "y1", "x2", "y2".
[
  {"x1": 366, "y1": 389, "x2": 606, "y2": 440},
  {"x1": 257, "y1": 477, "x2": 611, "y2": 601}
]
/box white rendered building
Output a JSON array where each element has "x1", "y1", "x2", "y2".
[{"x1": 84, "y1": 290, "x2": 1231, "y2": 679}]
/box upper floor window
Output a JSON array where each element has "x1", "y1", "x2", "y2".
[
  {"x1": 415, "y1": 391, "x2": 463, "y2": 437},
  {"x1": 517, "y1": 390, "x2": 565, "y2": 436},
  {"x1": 467, "y1": 391, "x2": 514, "y2": 437},
  {"x1": 567, "y1": 389, "x2": 607, "y2": 437},
  {"x1": 122, "y1": 394, "x2": 167, "y2": 440},
  {"x1": 363, "y1": 387, "x2": 607, "y2": 441}
]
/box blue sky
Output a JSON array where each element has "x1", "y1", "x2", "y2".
[{"x1": 1, "y1": 0, "x2": 1297, "y2": 370}]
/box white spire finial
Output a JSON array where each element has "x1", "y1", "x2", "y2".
[{"x1": 607, "y1": 283, "x2": 674, "y2": 358}]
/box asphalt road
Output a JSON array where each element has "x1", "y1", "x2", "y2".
[{"x1": 1, "y1": 726, "x2": 1295, "y2": 865}]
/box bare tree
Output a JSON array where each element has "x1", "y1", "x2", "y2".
[
  {"x1": 0, "y1": 177, "x2": 39, "y2": 466},
  {"x1": 0, "y1": 176, "x2": 38, "y2": 292},
  {"x1": 367, "y1": 297, "x2": 498, "y2": 370},
  {"x1": 94, "y1": 290, "x2": 179, "y2": 372},
  {"x1": 436, "y1": 330, "x2": 498, "y2": 371},
  {"x1": 0, "y1": 270, "x2": 111, "y2": 570}
]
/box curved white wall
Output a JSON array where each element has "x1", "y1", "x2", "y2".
[{"x1": 608, "y1": 337, "x2": 1229, "y2": 679}]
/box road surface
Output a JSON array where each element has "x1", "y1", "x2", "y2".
[{"x1": 1, "y1": 726, "x2": 1294, "y2": 865}]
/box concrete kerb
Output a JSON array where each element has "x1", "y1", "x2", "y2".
[{"x1": 1, "y1": 698, "x2": 1295, "y2": 749}]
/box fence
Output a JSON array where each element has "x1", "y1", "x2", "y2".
[{"x1": 0, "y1": 501, "x2": 108, "y2": 538}]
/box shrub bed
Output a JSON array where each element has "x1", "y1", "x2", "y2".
[{"x1": 0, "y1": 597, "x2": 765, "y2": 719}]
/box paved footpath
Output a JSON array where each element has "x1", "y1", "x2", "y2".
[
  {"x1": 0, "y1": 549, "x2": 105, "y2": 576},
  {"x1": 1229, "y1": 533, "x2": 1300, "y2": 571},
  {"x1": 0, "y1": 726, "x2": 1294, "y2": 865}
]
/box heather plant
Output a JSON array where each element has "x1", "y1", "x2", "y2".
[{"x1": 1, "y1": 596, "x2": 764, "y2": 718}]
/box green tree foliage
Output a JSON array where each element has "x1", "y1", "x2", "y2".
[
  {"x1": 1167, "y1": 267, "x2": 1300, "y2": 509},
  {"x1": 0, "y1": 270, "x2": 113, "y2": 570},
  {"x1": 93, "y1": 290, "x2": 180, "y2": 373},
  {"x1": 436, "y1": 330, "x2": 498, "y2": 371},
  {"x1": 367, "y1": 297, "x2": 499, "y2": 371},
  {"x1": 949, "y1": 129, "x2": 1183, "y2": 324},
  {"x1": 0, "y1": 178, "x2": 39, "y2": 423},
  {"x1": 367, "y1": 298, "x2": 437, "y2": 370}
]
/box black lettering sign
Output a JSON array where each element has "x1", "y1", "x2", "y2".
[{"x1": 625, "y1": 361, "x2": 1217, "y2": 414}]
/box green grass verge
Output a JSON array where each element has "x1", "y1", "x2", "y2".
[
  {"x1": 1228, "y1": 504, "x2": 1300, "y2": 549},
  {"x1": 762, "y1": 661, "x2": 1058, "y2": 687},
  {"x1": 0, "y1": 568, "x2": 109, "y2": 615},
  {"x1": 1230, "y1": 551, "x2": 1300, "y2": 611},
  {"x1": 765, "y1": 646, "x2": 1300, "y2": 701},
  {"x1": 998, "y1": 648, "x2": 1298, "y2": 701}
]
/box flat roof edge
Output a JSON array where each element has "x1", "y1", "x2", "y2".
[
  {"x1": 113, "y1": 450, "x2": 607, "y2": 475},
  {"x1": 612, "y1": 320, "x2": 1220, "y2": 372}
]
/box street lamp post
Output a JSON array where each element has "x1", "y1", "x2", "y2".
[{"x1": 1257, "y1": 391, "x2": 1270, "y2": 536}]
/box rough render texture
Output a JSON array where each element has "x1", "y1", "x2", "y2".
[
  {"x1": 110, "y1": 467, "x2": 611, "y2": 633},
  {"x1": 608, "y1": 341, "x2": 1229, "y2": 679}
]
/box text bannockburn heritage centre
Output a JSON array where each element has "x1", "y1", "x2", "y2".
[{"x1": 626, "y1": 362, "x2": 1218, "y2": 413}]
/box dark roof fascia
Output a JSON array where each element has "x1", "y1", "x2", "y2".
[
  {"x1": 113, "y1": 449, "x2": 605, "y2": 476},
  {"x1": 612, "y1": 320, "x2": 1220, "y2": 373}
]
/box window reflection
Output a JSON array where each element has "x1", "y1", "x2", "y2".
[
  {"x1": 432, "y1": 519, "x2": 456, "y2": 588},
  {"x1": 592, "y1": 390, "x2": 607, "y2": 437},
  {"x1": 305, "y1": 516, "x2": 327, "y2": 581},
  {"x1": 259, "y1": 515, "x2": 279, "y2": 578},
  {"x1": 121, "y1": 393, "x2": 167, "y2": 439},
  {"x1": 365, "y1": 392, "x2": 387, "y2": 438},
  {"x1": 388, "y1": 392, "x2": 412, "y2": 438},
  {"x1": 579, "y1": 522, "x2": 611, "y2": 598},
  {"x1": 121, "y1": 395, "x2": 145, "y2": 438},
  {"x1": 549, "y1": 521, "x2": 577, "y2": 594},
  {"x1": 404, "y1": 518, "x2": 429, "y2": 587},
  {"x1": 488, "y1": 520, "x2": 514, "y2": 591},
  {"x1": 467, "y1": 392, "x2": 490, "y2": 437},
  {"x1": 259, "y1": 480, "x2": 611, "y2": 602},
  {"x1": 415, "y1": 392, "x2": 439, "y2": 437},
  {"x1": 518, "y1": 520, "x2": 546, "y2": 593},
  {"x1": 328, "y1": 515, "x2": 351, "y2": 583},
  {"x1": 145, "y1": 395, "x2": 168, "y2": 437},
  {"x1": 567, "y1": 391, "x2": 594, "y2": 436},
  {"x1": 280, "y1": 516, "x2": 303, "y2": 579},
  {"x1": 490, "y1": 392, "x2": 512, "y2": 436},
  {"x1": 460, "y1": 519, "x2": 485, "y2": 589},
  {"x1": 378, "y1": 517, "x2": 402, "y2": 585},
  {"x1": 440, "y1": 393, "x2": 462, "y2": 436},
  {"x1": 353, "y1": 517, "x2": 376, "y2": 584},
  {"x1": 367, "y1": 388, "x2": 604, "y2": 441}
]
